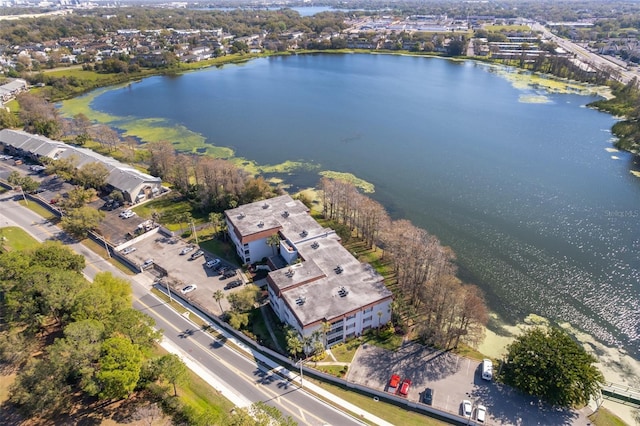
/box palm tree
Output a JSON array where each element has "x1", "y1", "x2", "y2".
[
  {"x1": 321, "y1": 321, "x2": 331, "y2": 347},
  {"x1": 213, "y1": 290, "x2": 225, "y2": 314},
  {"x1": 286, "y1": 331, "x2": 303, "y2": 360},
  {"x1": 209, "y1": 212, "x2": 223, "y2": 238},
  {"x1": 266, "y1": 233, "x2": 281, "y2": 255}
]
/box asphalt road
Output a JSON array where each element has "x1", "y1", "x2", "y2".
[{"x1": 0, "y1": 191, "x2": 364, "y2": 426}]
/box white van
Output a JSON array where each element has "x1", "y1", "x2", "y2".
[{"x1": 481, "y1": 359, "x2": 493, "y2": 380}]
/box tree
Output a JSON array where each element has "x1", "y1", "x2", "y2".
[
  {"x1": 0, "y1": 108, "x2": 21, "y2": 130},
  {"x1": 94, "y1": 337, "x2": 143, "y2": 400},
  {"x1": 157, "y1": 354, "x2": 188, "y2": 397},
  {"x1": 213, "y1": 289, "x2": 225, "y2": 313},
  {"x1": 46, "y1": 156, "x2": 78, "y2": 181},
  {"x1": 58, "y1": 186, "x2": 97, "y2": 212},
  {"x1": 60, "y1": 206, "x2": 105, "y2": 239},
  {"x1": 75, "y1": 161, "x2": 110, "y2": 190},
  {"x1": 285, "y1": 328, "x2": 303, "y2": 359},
  {"x1": 227, "y1": 285, "x2": 259, "y2": 312},
  {"x1": 7, "y1": 171, "x2": 39, "y2": 193},
  {"x1": 501, "y1": 326, "x2": 604, "y2": 407},
  {"x1": 209, "y1": 212, "x2": 223, "y2": 238},
  {"x1": 266, "y1": 233, "x2": 281, "y2": 255},
  {"x1": 109, "y1": 308, "x2": 160, "y2": 349},
  {"x1": 33, "y1": 241, "x2": 85, "y2": 272}
]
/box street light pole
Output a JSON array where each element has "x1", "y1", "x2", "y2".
[
  {"x1": 166, "y1": 279, "x2": 172, "y2": 302},
  {"x1": 101, "y1": 235, "x2": 110, "y2": 259},
  {"x1": 191, "y1": 220, "x2": 199, "y2": 244},
  {"x1": 297, "y1": 359, "x2": 304, "y2": 389}
]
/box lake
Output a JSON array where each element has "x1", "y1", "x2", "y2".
[{"x1": 83, "y1": 54, "x2": 640, "y2": 358}]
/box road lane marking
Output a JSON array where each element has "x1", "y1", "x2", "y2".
[{"x1": 136, "y1": 297, "x2": 333, "y2": 426}]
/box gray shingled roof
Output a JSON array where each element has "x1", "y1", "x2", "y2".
[{"x1": 0, "y1": 129, "x2": 161, "y2": 197}]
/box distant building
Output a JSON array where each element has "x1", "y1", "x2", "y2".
[
  {"x1": 0, "y1": 78, "x2": 28, "y2": 103},
  {"x1": 0, "y1": 129, "x2": 163, "y2": 203},
  {"x1": 225, "y1": 195, "x2": 393, "y2": 347}
]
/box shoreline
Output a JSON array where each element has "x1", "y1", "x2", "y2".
[
  {"x1": 55, "y1": 53, "x2": 639, "y2": 422},
  {"x1": 479, "y1": 314, "x2": 640, "y2": 425}
]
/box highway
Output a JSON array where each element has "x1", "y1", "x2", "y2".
[
  {"x1": 532, "y1": 23, "x2": 639, "y2": 84},
  {"x1": 0, "y1": 191, "x2": 366, "y2": 426}
]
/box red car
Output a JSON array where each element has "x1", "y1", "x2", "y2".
[
  {"x1": 388, "y1": 374, "x2": 401, "y2": 392},
  {"x1": 399, "y1": 378, "x2": 411, "y2": 396}
]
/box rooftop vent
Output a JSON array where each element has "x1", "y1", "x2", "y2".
[
  {"x1": 238, "y1": 212, "x2": 245, "y2": 219},
  {"x1": 338, "y1": 286, "x2": 349, "y2": 297},
  {"x1": 285, "y1": 268, "x2": 295, "y2": 278},
  {"x1": 295, "y1": 296, "x2": 306, "y2": 306},
  {"x1": 282, "y1": 211, "x2": 289, "y2": 218},
  {"x1": 262, "y1": 202, "x2": 269, "y2": 209},
  {"x1": 311, "y1": 241, "x2": 319, "y2": 249},
  {"x1": 300, "y1": 230, "x2": 308, "y2": 238},
  {"x1": 334, "y1": 265, "x2": 343, "y2": 274},
  {"x1": 257, "y1": 221, "x2": 264, "y2": 228}
]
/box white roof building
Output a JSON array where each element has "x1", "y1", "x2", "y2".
[{"x1": 225, "y1": 195, "x2": 393, "y2": 347}]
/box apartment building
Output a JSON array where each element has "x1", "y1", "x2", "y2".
[{"x1": 225, "y1": 194, "x2": 393, "y2": 347}]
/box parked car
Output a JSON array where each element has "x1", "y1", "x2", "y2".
[
  {"x1": 462, "y1": 400, "x2": 472, "y2": 418},
  {"x1": 121, "y1": 247, "x2": 136, "y2": 255},
  {"x1": 398, "y1": 378, "x2": 411, "y2": 396},
  {"x1": 476, "y1": 404, "x2": 487, "y2": 423},
  {"x1": 141, "y1": 259, "x2": 154, "y2": 270},
  {"x1": 120, "y1": 210, "x2": 135, "y2": 219},
  {"x1": 190, "y1": 249, "x2": 204, "y2": 260},
  {"x1": 423, "y1": 388, "x2": 433, "y2": 405},
  {"x1": 388, "y1": 374, "x2": 401, "y2": 393},
  {"x1": 222, "y1": 268, "x2": 237, "y2": 278},
  {"x1": 180, "y1": 246, "x2": 195, "y2": 255},
  {"x1": 206, "y1": 258, "x2": 221, "y2": 268},
  {"x1": 180, "y1": 284, "x2": 197, "y2": 294},
  {"x1": 224, "y1": 279, "x2": 243, "y2": 290}
]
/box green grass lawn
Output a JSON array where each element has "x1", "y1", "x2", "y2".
[
  {"x1": 199, "y1": 238, "x2": 241, "y2": 265},
  {"x1": 132, "y1": 193, "x2": 209, "y2": 231},
  {"x1": 330, "y1": 339, "x2": 361, "y2": 363},
  {"x1": 362, "y1": 331, "x2": 404, "y2": 352},
  {"x1": 17, "y1": 199, "x2": 59, "y2": 222},
  {"x1": 309, "y1": 378, "x2": 447, "y2": 426},
  {"x1": 589, "y1": 407, "x2": 628, "y2": 426},
  {"x1": 0, "y1": 226, "x2": 39, "y2": 251},
  {"x1": 81, "y1": 238, "x2": 136, "y2": 275}
]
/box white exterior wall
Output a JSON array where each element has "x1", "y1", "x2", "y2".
[
  {"x1": 269, "y1": 293, "x2": 393, "y2": 347},
  {"x1": 279, "y1": 238, "x2": 298, "y2": 264},
  {"x1": 247, "y1": 238, "x2": 272, "y2": 264},
  {"x1": 226, "y1": 218, "x2": 276, "y2": 264},
  {"x1": 226, "y1": 220, "x2": 245, "y2": 262}
]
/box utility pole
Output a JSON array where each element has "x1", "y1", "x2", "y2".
[
  {"x1": 191, "y1": 220, "x2": 199, "y2": 244},
  {"x1": 101, "y1": 234, "x2": 110, "y2": 258}
]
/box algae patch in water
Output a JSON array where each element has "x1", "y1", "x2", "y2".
[
  {"x1": 319, "y1": 171, "x2": 375, "y2": 193},
  {"x1": 518, "y1": 94, "x2": 551, "y2": 104},
  {"x1": 482, "y1": 64, "x2": 611, "y2": 98}
]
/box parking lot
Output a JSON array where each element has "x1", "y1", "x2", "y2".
[
  {"x1": 0, "y1": 155, "x2": 246, "y2": 315},
  {"x1": 348, "y1": 342, "x2": 591, "y2": 425},
  {"x1": 123, "y1": 232, "x2": 245, "y2": 314}
]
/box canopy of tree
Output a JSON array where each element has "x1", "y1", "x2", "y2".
[
  {"x1": 0, "y1": 242, "x2": 167, "y2": 418},
  {"x1": 501, "y1": 326, "x2": 604, "y2": 407},
  {"x1": 320, "y1": 177, "x2": 488, "y2": 349}
]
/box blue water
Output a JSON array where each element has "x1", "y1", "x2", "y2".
[{"x1": 88, "y1": 54, "x2": 640, "y2": 357}]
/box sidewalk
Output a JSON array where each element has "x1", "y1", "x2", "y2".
[{"x1": 159, "y1": 290, "x2": 394, "y2": 426}]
